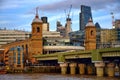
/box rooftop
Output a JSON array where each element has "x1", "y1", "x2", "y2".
[{"x1": 86, "y1": 18, "x2": 95, "y2": 27}]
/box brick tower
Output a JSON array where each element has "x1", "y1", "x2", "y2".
[
  {"x1": 30, "y1": 8, "x2": 43, "y2": 63},
  {"x1": 85, "y1": 18, "x2": 96, "y2": 50}
]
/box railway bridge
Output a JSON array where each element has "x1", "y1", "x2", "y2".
[{"x1": 34, "y1": 47, "x2": 120, "y2": 77}]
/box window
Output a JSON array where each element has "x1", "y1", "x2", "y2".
[
  {"x1": 91, "y1": 30, "x2": 93, "y2": 36},
  {"x1": 26, "y1": 44, "x2": 28, "y2": 56},
  {"x1": 17, "y1": 47, "x2": 21, "y2": 64},
  {"x1": 22, "y1": 45, "x2": 24, "y2": 50},
  {"x1": 37, "y1": 27, "x2": 40, "y2": 32},
  {"x1": 13, "y1": 52, "x2": 16, "y2": 63}
]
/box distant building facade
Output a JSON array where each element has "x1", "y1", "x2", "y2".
[
  {"x1": 56, "y1": 21, "x2": 66, "y2": 37},
  {"x1": 79, "y1": 5, "x2": 92, "y2": 30},
  {"x1": 69, "y1": 30, "x2": 85, "y2": 46},
  {"x1": 0, "y1": 29, "x2": 30, "y2": 47},
  {"x1": 65, "y1": 17, "x2": 72, "y2": 38},
  {"x1": 69, "y1": 22, "x2": 101, "y2": 48},
  {"x1": 8, "y1": 47, "x2": 24, "y2": 70},
  {"x1": 56, "y1": 19, "x2": 72, "y2": 38},
  {"x1": 115, "y1": 19, "x2": 120, "y2": 29},
  {"x1": 116, "y1": 28, "x2": 120, "y2": 42},
  {"x1": 41, "y1": 16, "x2": 49, "y2": 32},
  {"x1": 95, "y1": 22, "x2": 101, "y2": 49},
  {"x1": 100, "y1": 29, "x2": 119, "y2": 48}
]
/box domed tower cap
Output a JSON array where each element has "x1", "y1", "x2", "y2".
[
  {"x1": 32, "y1": 7, "x2": 42, "y2": 23},
  {"x1": 86, "y1": 18, "x2": 95, "y2": 27}
]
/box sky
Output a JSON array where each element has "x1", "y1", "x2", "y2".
[{"x1": 0, "y1": 0, "x2": 120, "y2": 31}]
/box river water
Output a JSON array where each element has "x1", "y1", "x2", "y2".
[{"x1": 0, "y1": 73, "x2": 120, "y2": 80}]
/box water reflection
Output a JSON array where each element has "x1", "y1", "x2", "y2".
[{"x1": 0, "y1": 73, "x2": 120, "y2": 80}]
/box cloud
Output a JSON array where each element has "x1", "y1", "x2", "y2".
[
  {"x1": 48, "y1": 14, "x2": 65, "y2": 22},
  {"x1": 19, "y1": 14, "x2": 34, "y2": 18},
  {"x1": 0, "y1": 0, "x2": 35, "y2": 9},
  {"x1": 0, "y1": 0, "x2": 119, "y2": 31},
  {"x1": 0, "y1": 4, "x2": 20, "y2": 9},
  {"x1": 0, "y1": 22, "x2": 18, "y2": 30},
  {"x1": 18, "y1": 23, "x2": 31, "y2": 31},
  {"x1": 38, "y1": 0, "x2": 120, "y2": 13},
  {"x1": 94, "y1": 15, "x2": 110, "y2": 21},
  {"x1": 0, "y1": 0, "x2": 23, "y2": 9},
  {"x1": 0, "y1": 20, "x2": 11, "y2": 24},
  {"x1": 48, "y1": 9, "x2": 79, "y2": 22},
  {"x1": 72, "y1": 20, "x2": 79, "y2": 24},
  {"x1": 94, "y1": 13, "x2": 120, "y2": 21},
  {"x1": 0, "y1": 0, "x2": 63, "y2": 10}
]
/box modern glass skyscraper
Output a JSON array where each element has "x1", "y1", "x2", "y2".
[{"x1": 79, "y1": 5, "x2": 92, "y2": 30}]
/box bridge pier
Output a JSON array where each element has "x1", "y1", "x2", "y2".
[
  {"x1": 78, "y1": 64, "x2": 86, "y2": 75},
  {"x1": 107, "y1": 63, "x2": 115, "y2": 77},
  {"x1": 95, "y1": 62, "x2": 105, "y2": 77},
  {"x1": 69, "y1": 63, "x2": 77, "y2": 74},
  {"x1": 60, "y1": 63, "x2": 68, "y2": 74},
  {"x1": 119, "y1": 64, "x2": 120, "y2": 76},
  {"x1": 87, "y1": 64, "x2": 94, "y2": 75}
]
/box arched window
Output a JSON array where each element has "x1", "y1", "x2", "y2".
[
  {"x1": 26, "y1": 44, "x2": 28, "y2": 56},
  {"x1": 37, "y1": 27, "x2": 40, "y2": 32},
  {"x1": 91, "y1": 30, "x2": 93, "y2": 36}
]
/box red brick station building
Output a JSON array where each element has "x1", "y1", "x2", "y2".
[{"x1": 0, "y1": 10, "x2": 96, "y2": 71}]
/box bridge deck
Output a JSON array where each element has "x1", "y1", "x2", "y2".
[{"x1": 34, "y1": 47, "x2": 120, "y2": 62}]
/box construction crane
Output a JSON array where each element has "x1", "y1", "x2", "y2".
[
  {"x1": 68, "y1": 5, "x2": 72, "y2": 19},
  {"x1": 64, "y1": 5, "x2": 72, "y2": 21},
  {"x1": 64, "y1": 5, "x2": 73, "y2": 38}
]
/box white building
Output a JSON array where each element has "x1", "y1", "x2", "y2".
[{"x1": 0, "y1": 29, "x2": 30, "y2": 47}]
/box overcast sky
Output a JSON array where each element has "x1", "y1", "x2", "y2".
[{"x1": 0, "y1": 0, "x2": 120, "y2": 31}]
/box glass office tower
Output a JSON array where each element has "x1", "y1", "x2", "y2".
[{"x1": 80, "y1": 5, "x2": 92, "y2": 30}]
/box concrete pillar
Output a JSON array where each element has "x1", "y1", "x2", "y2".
[
  {"x1": 107, "y1": 63, "x2": 115, "y2": 77},
  {"x1": 60, "y1": 63, "x2": 68, "y2": 74},
  {"x1": 119, "y1": 64, "x2": 120, "y2": 77},
  {"x1": 69, "y1": 63, "x2": 77, "y2": 74},
  {"x1": 114, "y1": 64, "x2": 119, "y2": 77},
  {"x1": 95, "y1": 62, "x2": 105, "y2": 77},
  {"x1": 87, "y1": 64, "x2": 93, "y2": 75},
  {"x1": 47, "y1": 51, "x2": 49, "y2": 54},
  {"x1": 119, "y1": 64, "x2": 120, "y2": 76},
  {"x1": 104, "y1": 66, "x2": 108, "y2": 76},
  {"x1": 78, "y1": 64, "x2": 86, "y2": 75}
]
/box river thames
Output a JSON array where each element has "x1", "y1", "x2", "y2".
[{"x1": 0, "y1": 73, "x2": 120, "y2": 80}]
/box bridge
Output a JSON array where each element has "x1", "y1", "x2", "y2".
[
  {"x1": 34, "y1": 47, "x2": 120, "y2": 77},
  {"x1": 34, "y1": 47, "x2": 120, "y2": 62}
]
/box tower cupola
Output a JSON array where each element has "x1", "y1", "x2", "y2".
[
  {"x1": 32, "y1": 7, "x2": 42, "y2": 23},
  {"x1": 86, "y1": 18, "x2": 95, "y2": 27}
]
